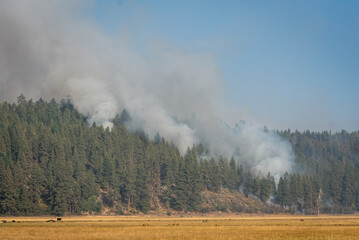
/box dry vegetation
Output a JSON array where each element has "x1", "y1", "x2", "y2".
[
  {"x1": 201, "y1": 189, "x2": 285, "y2": 214},
  {"x1": 1, "y1": 215, "x2": 359, "y2": 239}
]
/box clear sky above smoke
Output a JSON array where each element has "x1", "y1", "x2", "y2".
[{"x1": 87, "y1": 0, "x2": 359, "y2": 132}]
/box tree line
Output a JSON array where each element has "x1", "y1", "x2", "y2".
[{"x1": 277, "y1": 129, "x2": 359, "y2": 214}]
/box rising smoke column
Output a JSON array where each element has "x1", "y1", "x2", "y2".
[{"x1": 0, "y1": 0, "x2": 294, "y2": 178}]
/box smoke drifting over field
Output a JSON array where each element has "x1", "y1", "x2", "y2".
[{"x1": 0, "y1": 1, "x2": 293, "y2": 178}]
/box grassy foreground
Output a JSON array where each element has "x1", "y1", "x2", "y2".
[{"x1": 1, "y1": 215, "x2": 359, "y2": 239}]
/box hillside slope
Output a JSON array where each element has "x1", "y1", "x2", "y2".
[{"x1": 0, "y1": 97, "x2": 359, "y2": 216}]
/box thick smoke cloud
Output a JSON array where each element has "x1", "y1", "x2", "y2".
[{"x1": 0, "y1": 0, "x2": 294, "y2": 179}]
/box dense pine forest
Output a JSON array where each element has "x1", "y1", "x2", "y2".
[{"x1": 0, "y1": 95, "x2": 358, "y2": 216}]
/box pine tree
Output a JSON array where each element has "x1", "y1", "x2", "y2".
[
  {"x1": 185, "y1": 148, "x2": 202, "y2": 211},
  {"x1": 259, "y1": 178, "x2": 270, "y2": 202},
  {"x1": 0, "y1": 161, "x2": 18, "y2": 215},
  {"x1": 303, "y1": 175, "x2": 314, "y2": 214},
  {"x1": 276, "y1": 176, "x2": 289, "y2": 207},
  {"x1": 170, "y1": 157, "x2": 188, "y2": 211},
  {"x1": 228, "y1": 157, "x2": 240, "y2": 190},
  {"x1": 134, "y1": 160, "x2": 150, "y2": 213},
  {"x1": 208, "y1": 157, "x2": 221, "y2": 192}
]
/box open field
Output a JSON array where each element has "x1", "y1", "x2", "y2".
[{"x1": 1, "y1": 215, "x2": 359, "y2": 239}]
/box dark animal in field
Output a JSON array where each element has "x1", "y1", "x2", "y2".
[
  {"x1": 1, "y1": 220, "x2": 6, "y2": 223},
  {"x1": 11, "y1": 220, "x2": 16, "y2": 222},
  {"x1": 57, "y1": 218, "x2": 62, "y2": 221}
]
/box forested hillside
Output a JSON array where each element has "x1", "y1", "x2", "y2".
[
  {"x1": 0, "y1": 96, "x2": 358, "y2": 216},
  {"x1": 278, "y1": 130, "x2": 359, "y2": 213}
]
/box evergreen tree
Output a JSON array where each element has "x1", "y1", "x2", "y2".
[
  {"x1": 0, "y1": 161, "x2": 17, "y2": 215},
  {"x1": 259, "y1": 177, "x2": 270, "y2": 202},
  {"x1": 276, "y1": 176, "x2": 289, "y2": 207},
  {"x1": 303, "y1": 175, "x2": 314, "y2": 214},
  {"x1": 170, "y1": 157, "x2": 188, "y2": 211}
]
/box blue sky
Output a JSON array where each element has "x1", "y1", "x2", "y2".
[{"x1": 86, "y1": 0, "x2": 359, "y2": 132}]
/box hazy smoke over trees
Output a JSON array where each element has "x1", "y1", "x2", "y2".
[{"x1": 0, "y1": 0, "x2": 294, "y2": 178}]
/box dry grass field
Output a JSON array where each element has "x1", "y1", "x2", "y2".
[{"x1": 1, "y1": 215, "x2": 359, "y2": 239}]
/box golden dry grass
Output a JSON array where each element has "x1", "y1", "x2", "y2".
[{"x1": 1, "y1": 215, "x2": 359, "y2": 239}]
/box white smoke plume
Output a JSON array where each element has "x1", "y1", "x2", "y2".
[{"x1": 0, "y1": 0, "x2": 294, "y2": 178}]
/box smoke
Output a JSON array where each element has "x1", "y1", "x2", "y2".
[{"x1": 0, "y1": 0, "x2": 294, "y2": 178}]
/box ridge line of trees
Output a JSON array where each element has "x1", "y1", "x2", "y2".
[{"x1": 0, "y1": 95, "x2": 358, "y2": 215}]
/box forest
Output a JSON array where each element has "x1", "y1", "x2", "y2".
[{"x1": 0, "y1": 95, "x2": 358, "y2": 216}]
